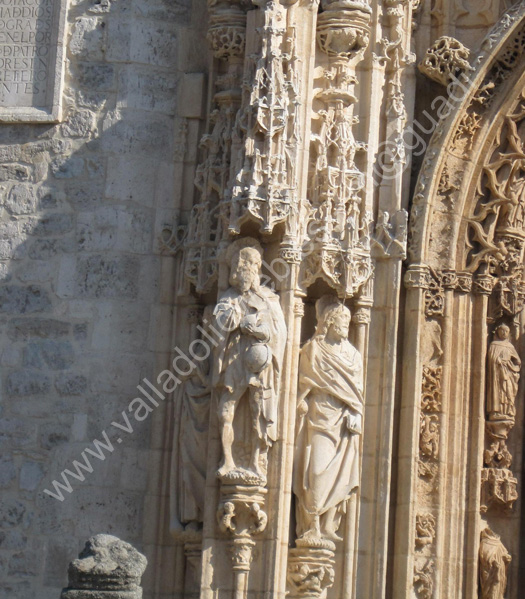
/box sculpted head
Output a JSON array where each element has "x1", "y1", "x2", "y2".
[
  {"x1": 495, "y1": 324, "x2": 510, "y2": 341},
  {"x1": 315, "y1": 296, "x2": 351, "y2": 341},
  {"x1": 230, "y1": 246, "x2": 262, "y2": 293}
]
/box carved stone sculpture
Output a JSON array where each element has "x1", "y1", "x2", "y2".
[
  {"x1": 415, "y1": 513, "x2": 436, "y2": 548},
  {"x1": 293, "y1": 296, "x2": 364, "y2": 544},
  {"x1": 171, "y1": 306, "x2": 213, "y2": 538},
  {"x1": 418, "y1": 35, "x2": 473, "y2": 86},
  {"x1": 419, "y1": 413, "x2": 439, "y2": 459},
  {"x1": 487, "y1": 324, "x2": 521, "y2": 428},
  {"x1": 213, "y1": 238, "x2": 286, "y2": 481},
  {"x1": 61, "y1": 534, "x2": 147, "y2": 599},
  {"x1": 480, "y1": 467, "x2": 519, "y2": 512},
  {"x1": 479, "y1": 527, "x2": 511, "y2": 599},
  {"x1": 413, "y1": 560, "x2": 434, "y2": 599}
]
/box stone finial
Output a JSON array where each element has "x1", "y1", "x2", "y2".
[
  {"x1": 418, "y1": 36, "x2": 473, "y2": 86},
  {"x1": 61, "y1": 534, "x2": 147, "y2": 599}
]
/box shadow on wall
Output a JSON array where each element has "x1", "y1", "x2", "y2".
[{"x1": 0, "y1": 0, "x2": 194, "y2": 596}]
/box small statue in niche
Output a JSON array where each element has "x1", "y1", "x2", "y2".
[
  {"x1": 419, "y1": 414, "x2": 439, "y2": 459},
  {"x1": 479, "y1": 527, "x2": 511, "y2": 599},
  {"x1": 293, "y1": 296, "x2": 364, "y2": 543},
  {"x1": 171, "y1": 307, "x2": 213, "y2": 537},
  {"x1": 487, "y1": 323, "x2": 521, "y2": 423},
  {"x1": 213, "y1": 238, "x2": 287, "y2": 481}
]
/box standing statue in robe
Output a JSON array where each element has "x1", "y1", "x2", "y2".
[
  {"x1": 293, "y1": 296, "x2": 364, "y2": 542},
  {"x1": 487, "y1": 323, "x2": 521, "y2": 422},
  {"x1": 170, "y1": 307, "x2": 213, "y2": 537},
  {"x1": 479, "y1": 527, "x2": 511, "y2": 599},
  {"x1": 213, "y1": 238, "x2": 286, "y2": 480}
]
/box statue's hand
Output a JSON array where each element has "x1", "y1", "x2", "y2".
[
  {"x1": 297, "y1": 399, "x2": 308, "y2": 418},
  {"x1": 347, "y1": 413, "x2": 362, "y2": 434}
]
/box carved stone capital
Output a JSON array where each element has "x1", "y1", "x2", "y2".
[
  {"x1": 473, "y1": 274, "x2": 495, "y2": 295},
  {"x1": 441, "y1": 269, "x2": 457, "y2": 289},
  {"x1": 456, "y1": 272, "x2": 473, "y2": 293},
  {"x1": 404, "y1": 264, "x2": 431, "y2": 289},
  {"x1": 353, "y1": 306, "x2": 370, "y2": 325},
  {"x1": 288, "y1": 546, "x2": 335, "y2": 599},
  {"x1": 317, "y1": 5, "x2": 372, "y2": 59},
  {"x1": 217, "y1": 483, "x2": 268, "y2": 571},
  {"x1": 207, "y1": 4, "x2": 247, "y2": 60}
]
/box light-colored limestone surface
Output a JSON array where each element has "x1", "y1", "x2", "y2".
[{"x1": 2, "y1": 1, "x2": 525, "y2": 599}]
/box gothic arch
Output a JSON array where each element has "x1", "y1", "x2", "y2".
[{"x1": 396, "y1": 6, "x2": 525, "y2": 599}]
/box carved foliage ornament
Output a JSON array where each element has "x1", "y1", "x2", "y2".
[
  {"x1": 418, "y1": 36, "x2": 473, "y2": 87},
  {"x1": 415, "y1": 513, "x2": 436, "y2": 549}
]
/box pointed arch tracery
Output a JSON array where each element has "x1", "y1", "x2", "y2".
[{"x1": 397, "y1": 5, "x2": 525, "y2": 599}]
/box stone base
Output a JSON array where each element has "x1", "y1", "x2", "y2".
[{"x1": 61, "y1": 590, "x2": 142, "y2": 599}]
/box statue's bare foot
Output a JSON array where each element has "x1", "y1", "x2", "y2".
[
  {"x1": 217, "y1": 462, "x2": 235, "y2": 478},
  {"x1": 324, "y1": 529, "x2": 343, "y2": 542},
  {"x1": 249, "y1": 461, "x2": 266, "y2": 483}
]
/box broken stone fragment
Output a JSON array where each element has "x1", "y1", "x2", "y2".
[{"x1": 61, "y1": 534, "x2": 147, "y2": 599}]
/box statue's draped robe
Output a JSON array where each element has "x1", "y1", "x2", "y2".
[
  {"x1": 178, "y1": 366, "x2": 210, "y2": 523},
  {"x1": 213, "y1": 286, "x2": 286, "y2": 444},
  {"x1": 293, "y1": 336, "x2": 364, "y2": 526},
  {"x1": 479, "y1": 532, "x2": 511, "y2": 599},
  {"x1": 487, "y1": 337, "x2": 521, "y2": 419}
]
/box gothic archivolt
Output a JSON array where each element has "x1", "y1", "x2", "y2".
[{"x1": 164, "y1": 2, "x2": 525, "y2": 599}]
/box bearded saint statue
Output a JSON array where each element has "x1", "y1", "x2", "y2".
[
  {"x1": 293, "y1": 296, "x2": 364, "y2": 542},
  {"x1": 487, "y1": 324, "x2": 521, "y2": 422},
  {"x1": 213, "y1": 238, "x2": 286, "y2": 480}
]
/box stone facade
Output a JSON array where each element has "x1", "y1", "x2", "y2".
[{"x1": 1, "y1": 1, "x2": 525, "y2": 599}]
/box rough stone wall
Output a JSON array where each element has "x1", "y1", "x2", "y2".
[{"x1": 0, "y1": 1, "x2": 203, "y2": 597}]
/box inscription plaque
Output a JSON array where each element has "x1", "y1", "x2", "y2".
[{"x1": 0, "y1": 0, "x2": 67, "y2": 122}]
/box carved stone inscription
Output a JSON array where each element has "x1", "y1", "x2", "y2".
[{"x1": 0, "y1": 0, "x2": 66, "y2": 121}]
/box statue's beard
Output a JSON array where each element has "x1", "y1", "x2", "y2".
[
  {"x1": 331, "y1": 324, "x2": 349, "y2": 339},
  {"x1": 231, "y1": 269, "x2": 256, "y2": 292}
]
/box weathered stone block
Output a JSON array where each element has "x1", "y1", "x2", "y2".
[
  {"x1": 28, "y1": 237, "x2": 76, "y2": 259},
  {"x1": 5, "y1": 184, "x2": 38, "y2": 214},
  {"x1": 8, "y1": 549, "x2": 41, "y2": 577},
  {"x1": 76, "y1": 62, "x2": 116, "y2": 92},
  {"x1": 6, "y1": 370, "x2": 52, "y2": 396},
  {"x1": 0, "y1": 499, "x2": 31, "y2": 529},
  {"x1": 55, "y1": 373, "x2": 89, "y2": 396},
  {"x1": 7, "y1": 318, "x2": 71, "y2": 340},
  {"x1": 19, "y1": 461, "x2": 45, "y2": 491},
  {"x1": 0, "y1": 457, "x2": 16, "y2": 488},
  {"x1": 61, "y1": 109, "x2": 97, "y2": 139},
  {"x1": 21, "y1": 213, "x2": 75, "y2": 237},
  {"x1": 0, "y1": 164, "x2": 31, "y2": 182},
  {"x1": 51, "y1": 156, "x2": 86, "y2": 179},
  {"x1": 74, "y1": 255, "x2": 140, "y2": 299},
  {"x1": 0, "y1": 530, "x2": 28, "y2": 551},
  {"x1": 0, "y1": 285, "x2": 51, "y2": 314},
  {"x1": 39, "y1": 422, "x2": 71, "y2": 450},
  {"x1": 117, "y1": 67, "x2": 178, "y2": 114},
  {"x1": 23, "y1": 340, "x2": 75, "y2": 370},
  {"x1": 70, "y1": 17, "x2": 107, "y2": 61}
]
